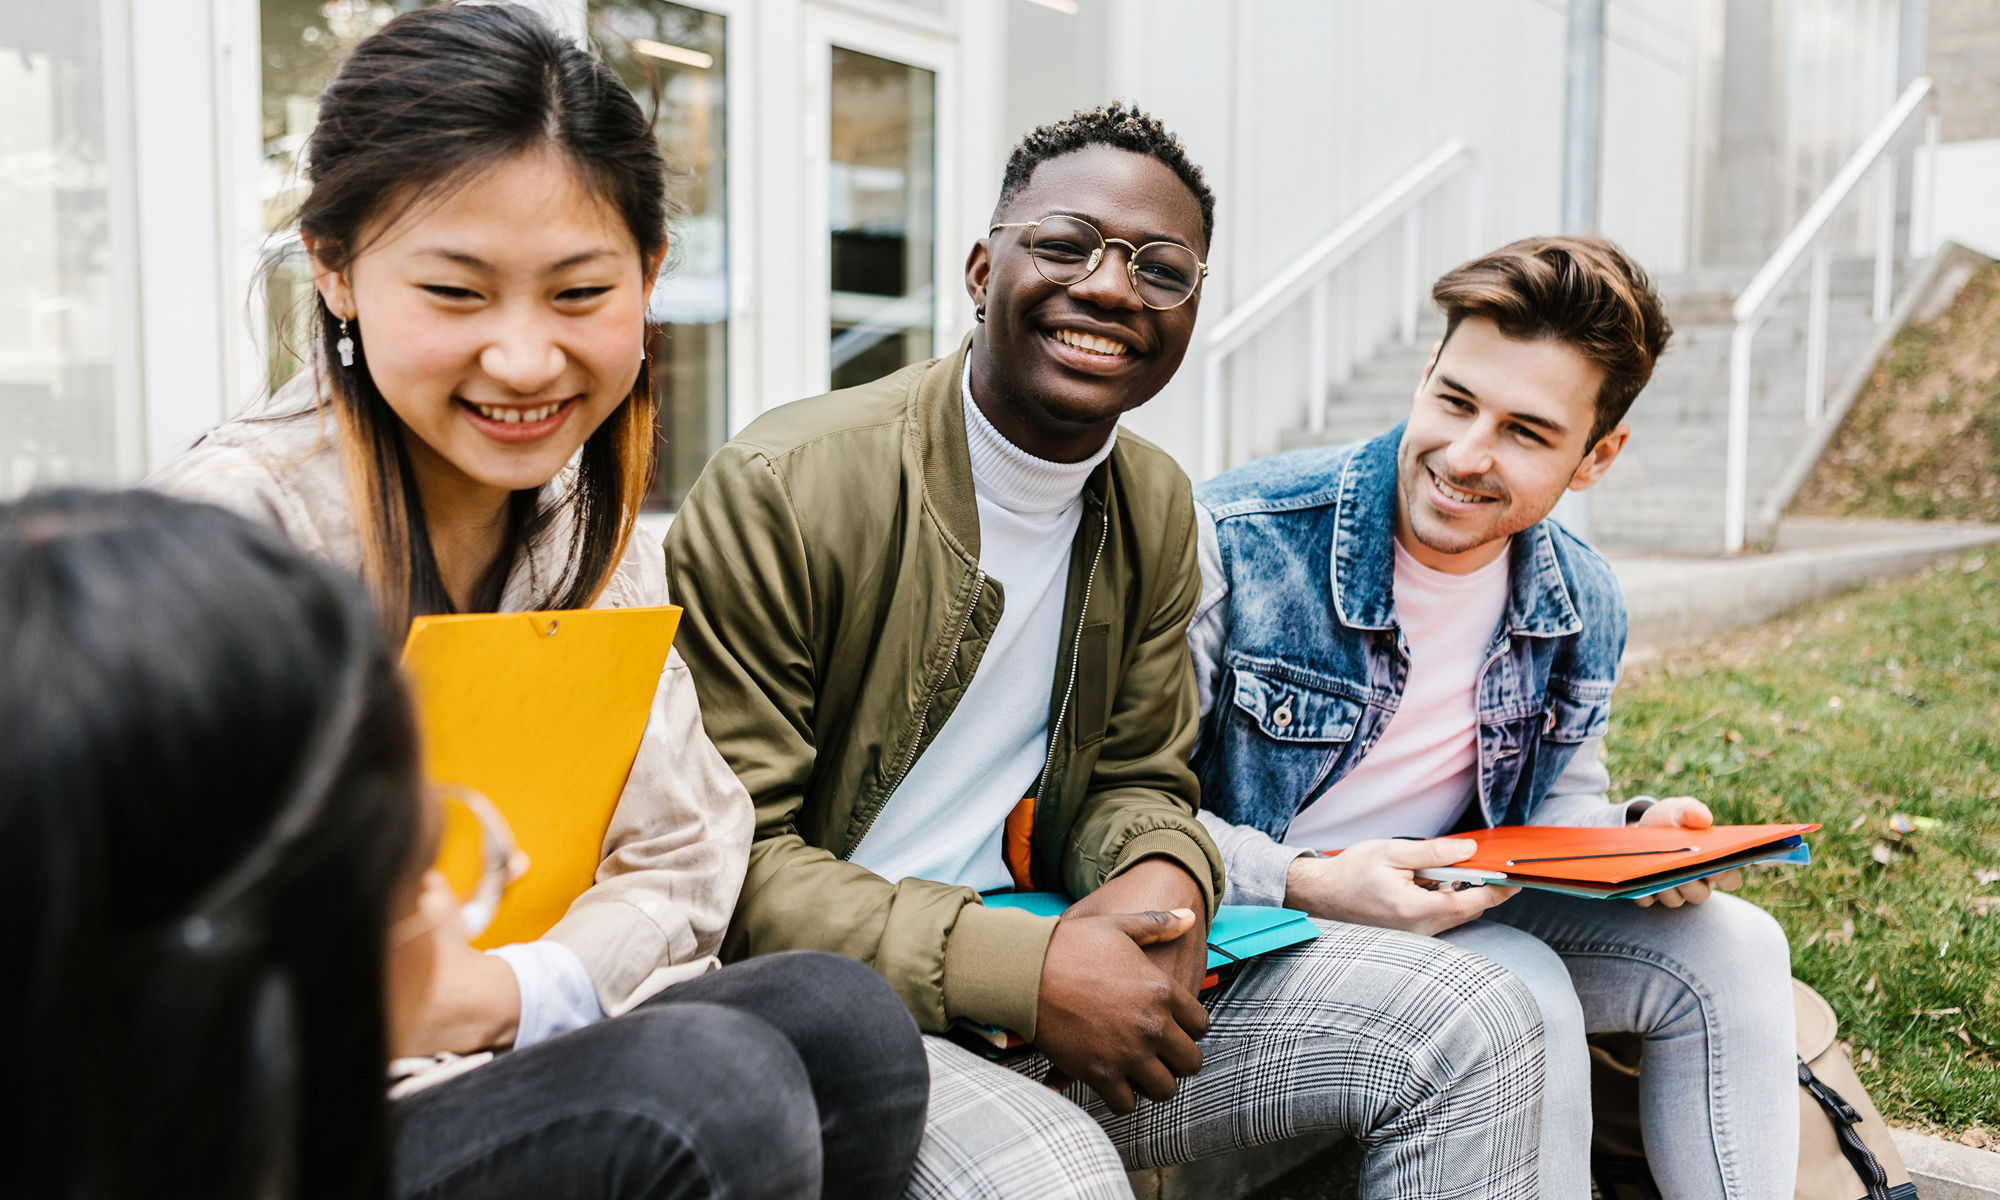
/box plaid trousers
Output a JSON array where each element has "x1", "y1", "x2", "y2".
[{"x1": 908, "y1": 918, "x2": 1545, "y2": 1200}]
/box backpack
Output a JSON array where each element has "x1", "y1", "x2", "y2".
[{"x1": 1589, "y1": 978, "x2": 1919, "y2": 1200}]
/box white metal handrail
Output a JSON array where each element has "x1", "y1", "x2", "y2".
[
  {"x1": 1199, "y1": 139, "x2": 1480, "y2": 478},
  {"x1": 1722, "y1": 76, "x2": 1938, "y2": 552}
]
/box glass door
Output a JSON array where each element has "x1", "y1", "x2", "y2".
[
  {"x1": 826, "y1": 46, "x2": 935, "y2": 391},
  {"x1": 0, "y1": 0, "x2": 121, "y2": 495},
  {"x1": 804, "y1": 13, "x2": 954, "y2": 394},
  {"x1": 593, "y1": 0, "x2": 731, "y2": 509}
]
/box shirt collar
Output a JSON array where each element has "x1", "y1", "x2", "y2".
[{"x1": 960, "y1": 351, "x2": 1116, "y2": 515}]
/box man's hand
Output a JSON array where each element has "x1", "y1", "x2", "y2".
[
  {"x1": 1062, "y1": 858, "x2": 1209, "y2": 995},
  {"x1": 1633, "y1": 797, "x2": 1742, "y2": 908},
  {"x1": 392, "y1": 892, "x2": 523, "y2": 1058},
  {"x1": 1034, "y1": 907, "x2": 1210, "y2": 1115},
  {"x1": 1283, "y1": 838, "x2": 1520, "y2": 935}
]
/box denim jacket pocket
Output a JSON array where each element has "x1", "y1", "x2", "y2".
[
  {"x1": 1198, "y1": 666, "x2": 1366, "y2": 834},
  {"x1": 1541, "y1": 681, "x2": 1614, "y2": 744},
  {"x1": 1229, "y1": 667, "x2": 1364, "y2": 744}
]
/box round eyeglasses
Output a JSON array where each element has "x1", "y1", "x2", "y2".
[
  {"x1": 989, "y1": 214, "x2": 1208, "y2": 311},
  {"x1": 430, "y1": 783, "x2": 530, "y2": 940}
]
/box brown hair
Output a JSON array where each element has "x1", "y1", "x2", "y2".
[
  {"x1": 1431, "y1": 235, "x2": 1672, "y2": 446},
  {"x1": 290, "y1": 3, "x2": 667, "y2": 631}
]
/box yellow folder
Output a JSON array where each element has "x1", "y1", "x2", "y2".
[{"x1": 401, "y1": 606, "x2": 681, "y2": 948}]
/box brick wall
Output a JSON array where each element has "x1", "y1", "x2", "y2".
[{"x1": 1928, "y1": 0, "x2": 2000, "y2": 141}]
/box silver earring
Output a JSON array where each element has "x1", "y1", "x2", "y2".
[
  {"x1": 974, "y1": 305, "x2": 986, "y2": 324},
  {"x1": 336, "y1": 318, "x2": 355, "y2": 368}
]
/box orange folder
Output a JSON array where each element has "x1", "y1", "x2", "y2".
[
  {"x1": 1416, "y1": 823, "x2": 1820, "y2": 899},
  {"x1": 402, "y1": 606, "x2": 681, "y2": 948}
]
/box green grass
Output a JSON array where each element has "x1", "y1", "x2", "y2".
[
  {"x1": 1607, "y1": 550, "x2": 2000, "y2": 1133},
  {"x1": 1793, "y1": 259, "x2": 2000, "y2": 523}
]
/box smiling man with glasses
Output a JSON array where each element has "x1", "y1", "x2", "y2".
[{"x1": 665, "y1": 104, "x2": 1545, "y2": 1199}]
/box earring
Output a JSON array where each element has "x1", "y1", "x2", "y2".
[
  {"x1": 974, "y1": 305, "x2": 986, "y2": 324},
  {"x1": 336, "y1": 318, "x2": 356, "y2": 368}
]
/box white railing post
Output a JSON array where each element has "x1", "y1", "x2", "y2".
[
  {"x1": 1923, "y1": 109, "x2": 1941, "y2": 254},
  {"x1": 1466, "y1": 166, "x2": 1483, "y2": 262},
  {"x1": 1804, "y1": 243, "x2": 1831, "y2": 422},
  {"x1": 1331, "y1": 273, "x2": 1354, "y2": 385},
  {"x1": 1724, "y1": 321, "x2": 1756, "y2": 553},
  {"x1": 1307, "y1": 279, "x2": 1330, "y2": 434},
  {"x1": 1202, "y1": 354, "x2": 1226, "y2": 479},
  {"x1": 1399, "y1": 208, "x2": 1422, "y2": 344},
  {"x1": 1873, "y1": 159, "x2": 1895, "y2": 321}
]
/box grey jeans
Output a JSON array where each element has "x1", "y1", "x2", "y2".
[
  {"x1": 1444, "y1": 890, "x2": 1799, "y2": 1200},
  {"x1": 394, "y1": 951, "x2": 930, "y2": 1200},
  {"x1": 908, "y1": 918, "x2": 1545, "y2": 1200}
]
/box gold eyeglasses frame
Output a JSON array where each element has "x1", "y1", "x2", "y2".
[{"x1": 988, "y1": 215, "x2": 1209, "y2": 311}]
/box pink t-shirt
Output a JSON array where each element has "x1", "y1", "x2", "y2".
[{"x1": 1282, "y1": 539, "x2": 1512, "y2": 851}]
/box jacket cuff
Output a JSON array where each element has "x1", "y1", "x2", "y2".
[
  {"x1": 942, "y1": 902, "x2": 1058, "y2": 1040},
  {"x1": 1108, "y1": 827, "x2": 1219, "y2": 918}
]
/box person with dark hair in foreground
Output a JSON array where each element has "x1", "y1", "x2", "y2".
[
  {"x1": 144, "y1": 3, "x2": 927, "y2": 1196},
  {"x1": 1190, "y1": 237, "x2": 1798, "y2": 1199},
  {"x1": 666, "y1": 103, "x2": 1545, "y2": 1199},
  {"x1": 2, "y1": 488, "x2": 423, "y2": 1199},
  {"x1": 0, "y1": 489, "x2": 924, "y2": 1200}
]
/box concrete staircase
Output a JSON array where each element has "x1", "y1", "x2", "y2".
[
  {"x1": 1587, "y1": 259, "x2": 1884, "y2": 553},
  {"x1": 1275, "y1": 257, "x2": 1897, "y2": 555}
]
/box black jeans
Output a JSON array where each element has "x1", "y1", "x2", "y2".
[{"x1": 393, "y1": 951, "x2": 929, "y2": 1200}]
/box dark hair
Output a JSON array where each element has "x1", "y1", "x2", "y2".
[
  {"x1": 997, "y1": 102, "x2": 1216, "y2": 248},
  {"x1": 1431, "y1": 235, "x2": 1673, "y2": 446},
  {"x1": 294, "y1": 1, "x2": 669, "y2": 631},
  {"x1": 0, "y1": 489, "x2": 423, "y2": 1200}
]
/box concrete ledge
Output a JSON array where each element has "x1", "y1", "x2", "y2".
[
  {"x1": 1609, "y1": 518, "x2": 2000, "y2": 654},
  {"x1": 1891, "y1": 1129, "x2": 2000, "y2": 1200}
]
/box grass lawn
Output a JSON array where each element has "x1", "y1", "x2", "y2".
[
  {"x1": 1794, "y1": 258, "x2": 2000, "y2": 523},
  {"x1": 1608, "y1": 549, "x2": 2000, "y2": 1136}
]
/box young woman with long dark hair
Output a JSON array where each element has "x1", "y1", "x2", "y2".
[{"x1": 145, "y1": 4, "x2": 926, "y2": 1196}]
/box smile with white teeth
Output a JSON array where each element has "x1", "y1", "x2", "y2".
[
  {"x1": 469, "y1": 399, "x2": 565, "y2": 424},
  {"x1": 1432, "y1": 471, "x2": 1495, "y2": 504},
  {"x1": 1051, "y1": 328, "x2": 1131, "y2": 357}
]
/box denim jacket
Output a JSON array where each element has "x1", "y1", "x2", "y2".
[{"x1": 1187, "y1": 426, "x2": 1652, "y2": 906}]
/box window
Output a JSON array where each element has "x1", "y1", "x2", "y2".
[
  {"x1": 827, "y1": 46, "x2": 936, "y2": 392},
  {"x1": 593, "y1": 0, "x2": 730, "y2": 510},
  {"x1": 259, "y1": 0, "x2": 401, "y2": 390},
  {"x1": 0, "y1": 4, "x2": 119, "y2": 495}
]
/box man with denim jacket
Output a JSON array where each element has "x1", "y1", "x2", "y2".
[{"x1": 1189, "y1": 237, "x2": 1800, "y2": 1200}]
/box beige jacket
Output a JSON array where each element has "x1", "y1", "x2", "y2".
[{"x1": 147, "y1": 374, "x2": 754, "y2": 1015}]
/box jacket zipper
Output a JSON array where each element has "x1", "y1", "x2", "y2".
[
  {"x1": 1028, "y1": 513, "x2": 1110, "y2": 870},
  {"x1": 847, "y1": 569, "x2": 988, "y2": 854}
]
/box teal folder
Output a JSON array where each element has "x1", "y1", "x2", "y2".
[{"x1": 979, "y1": 891, "x2": 1320, "y2": 970}]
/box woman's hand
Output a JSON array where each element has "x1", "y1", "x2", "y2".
[
  {"x1": 1632, "y1": 797, "x2": 1742, "y2": 909},
  {"x1": 387, "y1": 874, "x2": 522, "y2": 1058},
  {"x1": 1283, "y1": 838, "x2": 1520, "y2": 935}
]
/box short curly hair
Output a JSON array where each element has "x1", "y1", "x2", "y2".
[
  {"x1": 1432, "y1": 235, "x2": 1673, "y2": 446},
  {"x1": 996, "y1": 102, "x2": 1216, "y2": 248}
]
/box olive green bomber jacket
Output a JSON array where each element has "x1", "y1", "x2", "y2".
[{"x1": 662, "y1": 338, "x2": 1224, "y2": 1038}]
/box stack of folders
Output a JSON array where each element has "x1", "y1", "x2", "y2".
[
  {"x1": 1411, "y1": 823, "x2": 1819, "y2": 900},
  {"x1": 954, "y1": 891, "x2": 1321, "y2": 1053}
]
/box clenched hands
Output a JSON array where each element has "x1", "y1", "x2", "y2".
[
  {"x1": 1282, "y1": 838, "x2": 1520, "y2": 935},
  {"x1": 1035, "y1": 860, "x2": 1211, "y2": 1114}
]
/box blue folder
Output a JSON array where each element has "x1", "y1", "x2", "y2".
[{"x1": 980, "y1": 891, "x2": 1320, "y2": 971}]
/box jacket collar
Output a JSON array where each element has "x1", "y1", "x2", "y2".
[
  {"x1": 1330, "y1": 423, "x2": 1581, "y2": 639},
  {"x1": 912, "y1": 332, "x2": 1111, "y2": 560}
]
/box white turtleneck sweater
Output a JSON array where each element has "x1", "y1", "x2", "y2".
[{"x1": 848, "y1": 356, "x2": 1116, "y2": 893}]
